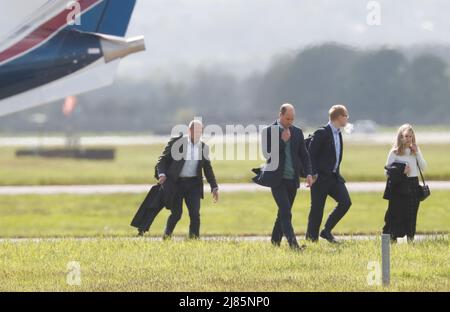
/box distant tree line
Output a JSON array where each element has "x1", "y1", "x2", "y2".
[{"x1": 1, "y1": 43, "x2": 450, "y2": 134}]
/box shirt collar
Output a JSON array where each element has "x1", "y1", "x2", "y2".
[
  {"x1": 187, "y1": 136, "x2": 200, "y2": 146},
  {"x1": 277, "y1": 120, "x2": 290, "y2": 130},
  {"x1": 277, "y1": 120, "x2": 283, "y2": 129},
  {"x1": 328, "y1": 121, "x2": 341, "y2": 134}
]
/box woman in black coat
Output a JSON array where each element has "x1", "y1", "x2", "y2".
[{"x1": 382, "y1": 124, "x2": 427, "y2": 242}]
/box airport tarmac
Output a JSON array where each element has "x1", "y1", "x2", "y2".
[
  {"x1": 0, "y1": 132, "x2": 450, "y2": 147},
  {"x1": 0, "y1": 234, "x2": 446, "y2": 244},
  {"x1": 0, "y1": 181, "x2": 449, "y2": 195}
]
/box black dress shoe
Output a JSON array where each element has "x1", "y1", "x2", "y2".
[
  {"x1": 291, "y1": 244, "x2": 307, "y2": 252},
  {"x1": 188, "y1": 234, "x2": 200, "y2": 240},
  {"x1": 271, "y1": 240, "x2": 281, "y2": 247},
  {"x1": 320, "y1": 230, "x2": 338, "y2": 243},
  {"x1": 305, "y1": 234, "x2": 318, "y2": 243},
  {"x1": 137, "y1": 230, "x2": 145, "y2": 237}
]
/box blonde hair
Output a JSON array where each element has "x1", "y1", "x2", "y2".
[
  {"x1": 329, "y1": 105, "x2": 348, "y2": 121},
  {"x1": 392, "y1": 124, "x2": 417, "y2": 156}
]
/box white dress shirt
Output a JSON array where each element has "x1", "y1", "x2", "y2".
[
  {"x1": 179, "y1": 136, "x2": 201, "y2": 178},
  {"x1": 328, "y1": 122, "x2": 341, "y2": 173}
]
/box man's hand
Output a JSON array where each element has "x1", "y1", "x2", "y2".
[
  {"x1": 281, "y1": 129, "x2": 291, "y2": 142},
  {"x1": 410, "y1": 144, "x2": 418, "y2": 153},
  {"x1": 158, "y1": 175, "x2": 167, "y2": 185},
  {"x1": 306, "y1": 175, "x2": 314, "y2": 188},
  {"x1": 313, "y1": 175, "x2": 318, "y2": 183},
  {"x1": 212, "y1": 189, "x2": 219, "y2": 203}
]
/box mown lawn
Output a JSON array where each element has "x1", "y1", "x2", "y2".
[
  {"x1": 0, "y1": 143, "x2": 449, "y2": 185},
  {"x1": 0, "y1": 239, "x2": 448, "y2": 291},
  {"x1": 0, "y1": 191, "x2": 448, "y2": 238}
]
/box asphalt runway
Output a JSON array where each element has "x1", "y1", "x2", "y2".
[
  {"x1": 0, "y1": 181, "x2": 449, "y2": 195},
  {"x1": 0, "y1": 132, "x2": 449, "y2": 147},
  {"x1": 0, "y1": 234, "x2": 447, "y2": 244}
]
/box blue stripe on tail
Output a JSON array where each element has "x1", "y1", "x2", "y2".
[
  {"x1": 70, "y1": 0, "x2": 137, "y2": 37},
  {"x1": 96, "y1": 0, "x2": 137, "y2": 37}
]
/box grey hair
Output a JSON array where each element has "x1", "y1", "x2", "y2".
[
  {"x1": 189, "y1": 120, "x2": 203, "y2": 129},
  {"x1": 280, "y1": 103, "x2": 295, "y2": 115}
]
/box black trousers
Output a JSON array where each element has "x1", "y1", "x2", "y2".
[
  {"x1": 383, "y1": 177, "x2": 420, "y2": 240},
  {"x1": 271, "y1": 179, "x2": 300, "y2": 248},
  {"x1": 164, "y1": 178, "x2": 202, "y2": 238},
  {"x1": 306, "y1": 173, "x2": 352, "y2": 241}
]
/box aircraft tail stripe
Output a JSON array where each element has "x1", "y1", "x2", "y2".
[
  {"x1": 0, "y1": 0, "x2": 102, "y2": 64},
  {"x1": 95, "y1": 0, "x2": 137, "y2": 37}
]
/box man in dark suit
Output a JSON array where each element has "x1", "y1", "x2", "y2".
[
  {"x1": 258, "y1": 104, "x2": 314, "y2": 251},
  {"x1": 306, "y1": 105, "x2": 352, "y2": 243},
  {"x1": 156, "y1": 120, "x2": 219, "y2": 239}
]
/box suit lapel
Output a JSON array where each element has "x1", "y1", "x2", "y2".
[
  {"x1": 178, "y1": 137, "x2": 188, "y2": 170},
  {"x1": 199, "y1": 142, "x2": 205, "y2": 175},
  {"x1": 289, "y1": 126, "x2": 296, "y2": 157},
  {"x1": 274, "y1": 121, "x2": 282, "y2": 137},
  {"x1": 182, "y1": 137, "x2": 189, "y2": 157},
  {"x1": 326, "y1": 125, "x2": 337, "y2": 164}
]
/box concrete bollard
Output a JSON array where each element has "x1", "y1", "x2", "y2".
[{"x1": 381, "y1": 234, "x2": 391, "y2": 286}]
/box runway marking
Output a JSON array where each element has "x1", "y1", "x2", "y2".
[
  {"x1": 1, "y1": 132, "x2": 450, "y2": 147},
  {"x1": 0, "y1": 182, "x2": 449, "y2": 195},
  {"x1": 0, "y1": 234, "x2": 447, "y2": 244}
]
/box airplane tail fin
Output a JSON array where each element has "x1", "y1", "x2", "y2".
[
  {"x1": 95, "y1": 0, "x2": 137, "y2": 36},
  {"x1": 70, "y1": 0, "x2": 137, "y2": 37},
  {"x1": 0, "y1": 0, "x2": 143, "y2": 116}
]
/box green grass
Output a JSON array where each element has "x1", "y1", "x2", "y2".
[
  {"x1": 0, "y1": 191, "x2": 448, "y2": 238},
  {"x1": 0, "y1": 239, "x2": 448, "y2": 291},
  {"x1": 340, "y1": 144, "x2": 450, "y2": 182},
  {"x1": 0, "y1": 143, "x2": 449, "y2": 185},
  {"x1": 377, "y1": 125, "x2": 450, "y2": 133}
]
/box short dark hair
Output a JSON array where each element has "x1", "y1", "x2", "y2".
[{"x1": 280, "y1": 103, "x2": 294, "y2": 115}]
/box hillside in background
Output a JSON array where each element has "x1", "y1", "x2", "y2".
[{"x1": 1, "y1": 43, "x2": 450, "y2": 134}]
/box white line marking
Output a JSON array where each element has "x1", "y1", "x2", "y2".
[
  {"x1": 0, "y1": 234, "x2": 447, "y2": 244},
  {"x1": 0, "y1": 182, "x2": 449, "y2": 195}
]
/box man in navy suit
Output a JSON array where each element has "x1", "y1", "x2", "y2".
[
  {"x1": 306, "y1": 105, "x2": 352, "y2": 243},
  {"x1": 257, "y1": 104, "x2": 314, "y2": 251}
]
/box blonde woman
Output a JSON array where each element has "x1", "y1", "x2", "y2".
[{"x1": 382, "y1": 124, "x2": 427, "y2": 242}]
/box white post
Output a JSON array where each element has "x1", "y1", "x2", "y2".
[{"x1": 381, "y1": 234, "x2": 390, "y2": 286}]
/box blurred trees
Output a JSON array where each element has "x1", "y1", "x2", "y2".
[{"x1": 1, "y1": 43, "x2": 450, "y2": 133}]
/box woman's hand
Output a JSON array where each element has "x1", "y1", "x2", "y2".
[
  {"x1": 404, "y1": 164, "x2": 411, "y2": 175},
  {"x1": 410, "y1": 144, "x2": 418, "y2": 153}
]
